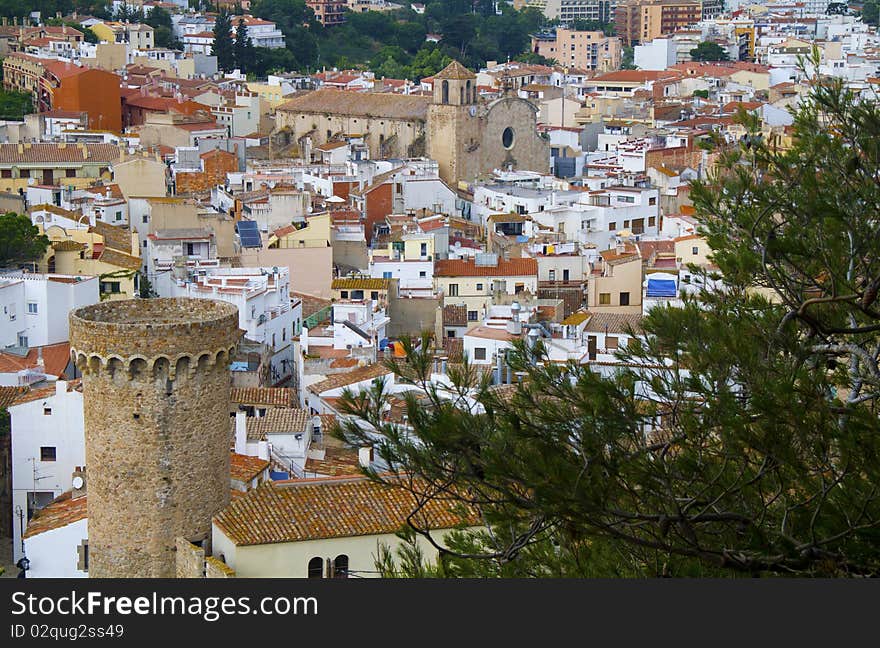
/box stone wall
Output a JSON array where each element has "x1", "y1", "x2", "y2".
[
  {"x1": 176, "y1": 537, "x2": 205, "y2": 578},
  {"x1": 206, "y1": 556, "x2": 236, "y2": 578},
  {"x1": 69, "y1": 298, "x2": 242, "y2": 578}
]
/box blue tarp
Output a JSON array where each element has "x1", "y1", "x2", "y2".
[
  {"x1": 646, "y1": 278, "x2": 677, "y2": 298},
  {"x1": 270, "y1": 471, "x2": 290, "y2": 481},
  {"x1": 229, "y1": 361, "x2": 250, "y2": 372}
]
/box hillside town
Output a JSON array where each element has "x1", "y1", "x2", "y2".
[{"x1": 0, "y1": 0, "x2": 876, "y2": 579}]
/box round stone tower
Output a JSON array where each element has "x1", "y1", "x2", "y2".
[{"x1": 69, "y1": 298, "x2": 242, "y2": 578}]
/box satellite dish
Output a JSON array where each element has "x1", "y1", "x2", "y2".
[{"x1": 72, "y1": 476, "x2": 84, "y2": 489}]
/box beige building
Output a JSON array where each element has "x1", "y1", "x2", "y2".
[
  {"x1": 434, "y1": 256, "x2": 538, "y2": 315},
  {"x1": 674, "y1": 233, "x2": 712, "y2": 268},
  {"x1": 615, "y1": 0, "x2": 702, "y2": 46},
  {"x1": 111, "y1": 155, "x2": 168, "y2": 199},
  {"x1": 531, "y1": 29, "x2": 622, "y2": 72},
  {"x1": 211, "y1": 476, "x2": 479, "y2": 578},
  {"x1": 587, "y1": 246, "x2": 644, "y2": 314}
]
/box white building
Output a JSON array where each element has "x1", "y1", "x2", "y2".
[
  {"x1": 9, "y1": 380, "x2": 85, "y2": 563},
  {"x1": 169, "y1": 267, "x2": 302, "y2": 383},
  {"x1": 634, "y1": 39, "x2": 677, "y2": 72},
  {"x1": 0, "y1": 274, "x2": 99, "y2": 350}
]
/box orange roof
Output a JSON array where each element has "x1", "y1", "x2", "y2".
[
  {"x1": 304, "y1": 447, "x2": 362, "y2": 477},
  {"x1": 213, "y1": 477, "x2": 479, "y2": 546},
  {"x1": 23, "y1": 491, "x2": 87, "y2": 539},
  {"x1": 434, "y1": 257, "x2": 537, "y2": 277},
  {"x1": 0, "y1": 385, "x2": 29, "y2": 409},
  {"x1": 591, "y1": 70, "x2": 680, "y2": 83},
  {"x1": 307, "y1": 363, "x2": 392, "y2": 395},
  {"x1": 230, "y1": 387, "x2": 295, "y2": 407},
  {"x1": 464, "y1": 325, "x2": 517, "y2": 341},
  {"x1": 230, "y1": 452, "x2": 270, "y2": 483},
  {"x1": 0, "y1": 342, "x2": 72, "y2": 378},
  {"x1": 11, "y1": 380, "x2": 81, "y2": 406}
]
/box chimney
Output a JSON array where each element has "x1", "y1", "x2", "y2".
[
  {"x1": 55, "y1": 379, "x2": 67, "y2": 397},
  {"x1": 234, "y1": 410, "x2": 247, "y2": 455},
  {"x1": 71, "y1": 466, "x2": 86, "y2": 499},
  {"x1": 36, "y1": 346, "x2": 44, "y2": 369},
  {"x1": 494, "y1": 352, "x2": 503, "y2": 385},
  {"x1": 358, "y1": 446, "x2": 373, "y2": 468}
]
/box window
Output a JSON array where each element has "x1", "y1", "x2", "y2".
[
  {"x1": 419, "y1": 271, "x2": 426, "y2": 278},
  {"x1": 649, "y1": 197, "x2": 656, "y2": 205},
  {"x1": 340, "y1": 290, "x2": 349, "y2": 299},
  {"x1": 502, "y1": 127, "x2": 515, "y2": 149},
  {"x1": 307, "y1": 557, "x2": 323, "y2": 578},
  {"x1": 1, "y1": 169, "x2": 10, "y2": 178},
  {"x1": 467, "y1": 310, "x2": 478, "y2": 321},
  {"x1": 382, "y1": 271, "x2": 392, "y2": 279},
  {"x1": 608, "y1": 221, "x2": 617, "y2": 231},
  {"x1": 142, "y1": 214, "x2": 149, "y2": 224},
  {"x1": 514, "y1": 283, "x2": 525, "y2": 294},
  {"x1": 19, "y1": 170, "x2": 29, "y2": 178},
  {"x1": 370, "y1": 291, "x2": 379, "y2": 301},
  {"x1": 599, "y1": 293, "x2": 611, "y2": 305},
  {"x1": 476, "y1": 283, "x2": 483, "y2": 292},
  {"x1": 66, "y1": 169, "x2": 76, "y2": 178},
  {"x1": 17, "y1": 333, "x2": 27, "y2": 347},
  {"x1": 333, "y1": 554, "x2": 349, "y2": 578},
  {"x1": 692, "y1": 246, "x2": 699, "y2": 255},
  {"x1": 43, "y1": 406, "x2": 52, "y2": 415},
  {"x1": 648, "y1": 216, "x2": 656, "y2": 227},
  {"x1": 40, "y1": 446, "x2": 56, "y2": 462},
  {"x1": 448, "y1": 283, "x2": 458, "y2": 297},
  {"x1": 100, "y1": 281, "x2": 121, "y2": 294},
  {"x1": 620, "y1": 292, "x2": 630, "y2": 306},
  {"x1": 27, "y1": 302, "x2": 38, "y2": 315},
  {"x1": 606, "y1": 336, "x2": 619, "y2": 350},
  {"x1": 115, "y1": 212, "x2": 123, "y2": 221},
  {"x1": 442, "y1": 80, "x2": 449, "y2": 104},
  {"x1": 351, "y1": 290, "x2": 364, "y2": 300},
  {"x1": 548, "y1": 269, "x2": 556, "y2": 281},
  {"x1": 447, "y1": 329, "x2": 456, "y2": 338},
  {"x1": 474, "y1": 347, "x2": 487, "y2": 360}
]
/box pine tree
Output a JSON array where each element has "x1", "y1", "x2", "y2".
[
  {"x1": 234, "y1": 18, "x2": 256, "y2": 74},
  {"x1": 335, "y1": 67, "x2": 880, "y2": 578},
  {"x1": 212, "y1": 12, "x2": 235, "y2": 73}
]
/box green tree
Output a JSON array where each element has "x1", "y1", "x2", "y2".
[
  {"x1": 862, "y1": 0, "x2": 879, "y2": 24},
  {"x1": 213, "y1": 12, "x2": 235, "y2": 72},
  {"x1": 336, "y1": 72, "x2": 880, "y2": 578},
  {"x1": 621, "y1": 45, "x2": 635, "y2": 69},
  {"x1": 0, "y1": 88, "x2": 34, "y2": 120},
  {"x1": 0, "y1": 212, "x2": 50, "y2": 269},
  {"x1": 690, "y1": 41, "x2": 731, "y2": 61},
  {"x1": 234, "y1": 18, "x2": 256, "y2": 73}
]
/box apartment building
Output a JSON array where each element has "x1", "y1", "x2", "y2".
[
  {"x1": 531, "y1": 29, "x2": 622, "y2": 72},
  {"x1": 615, "y1": 0, "x2": 702, "y2": 46}
]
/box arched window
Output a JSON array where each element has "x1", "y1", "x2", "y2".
[
  {"x1": 333, "y1": 554, "x2": 349, "y2": 578},
  {"x1": 466, "y1": 80, "x2": 472, "y2": 103},
  {"x1": 460, "y1": 86, "x2": 464, "y2": 104},
  {"x1": 307, "y1": 556, "x2": 323, "y2": 578},
  {"x1": 442, "y1": 80, "x2": 449, "y2": 104}
]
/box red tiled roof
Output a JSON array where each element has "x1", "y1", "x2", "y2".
[
  {"x1": 0, "y1": 342, "x2": 72, "y2": 378},
  {"x1": 230, "y1": 452, "x2": 270, "y2": 483},
  {"x1": 23, "y1": 491, "x2": 87, "y2": 539},
  {"x1": 434, "y1": 257, "x2": 537, "y2": 277}
]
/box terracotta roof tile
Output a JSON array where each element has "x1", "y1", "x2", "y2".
[
  {"x1": 230, "y1": 452, "x2": 270, "y2": 483},
  {"x1": 434, "y1": 60, "x2": 476, "y2": 80},
  {"x1": 245, "y1": 408, "x2": 311, "y2": 440},
  {"x1": 443, "y1": 304, "x2": 467, "y2": 327},
  {"x1": 304, "y1": 447, "x2": 362, "y2": 477},
  {"x1": 213, "y1": 477, "x2": 478, "y2": 546},
  {"x1": 331, "y1": 278, "x2": 390, "y2": 290},
  {"x1": 231, "y1": 387, "x2": 295, "y2": 407},
  {"x1": 307, "y1": 363, "x2": 392, "y2": 394},
  {"x1": 0, "y1": 342, "x2": 72, "y2": 378},
  {"x1": 434, "y1": 257, "x2": 537, "y2": 277},
  {"x1": 0, "y1": 143, "x2": 120, "y2": 164},
  {"x1": 23, "y1": 491, "x2": 87, "y2": 539},
  {"x1": 583, "y1": 312, "x2": 643, "y2": 335},
  {"x1": 0, "y1": 385, "x2": 29, "y2": 409}
]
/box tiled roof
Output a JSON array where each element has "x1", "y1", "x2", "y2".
[
  {"x1": 331, "y1": 278, "x2": 390, "y2": 290},
  {"x1": 278, "y1": 89, "x2": 430, "y2": 121},
  {"x1": 591, "y1": 70, "x2": 680, "y2": 83},
  {"x1": 23, "y1": 491, "x2": 87, "y2": 539},
  {"x1": 464, "y1": 325, "x2": 517, "y2": 341},
  {"x1": 0, "y1": 143, "x2": 120, "y2": 164},
  {"x1": 89, "y1": 221, "x2": 132, "y2": 252},
  {"x1": 583, "y1": 312, "x2": 643, "y2": 335},
  {"x1": 307, "y1": 363, "x2": 392, "y2": 394},
  {"x1": 213, "y1": 477, "x2": 478, "y2": 546},
  {"x1": 246, "y1": 408, "x2": 311, "y2": 440},
  {"x1": 11, "y1": 380, "x2": 81, "y2": 406},
  {"x1": 52, "y1": 240, "x2": 86, "y2": 252},
  {"x1": 434, "y1": 257, "x2": 537, "y2": 277},
  {"x1": 304, "y1": 447, "x2": 362, "y2": 477},
  {"x1": 231, "y1": 387, "x2": 296, "y2": 407},
  {"x1": 0, "y1": 342, "x2": 72, "y2": 378},
  {"x1": 98, "y1": 247, "x2": 141, "y2": 270},
  {"x1": 230, "y1": 452, "x2": 270, "y2": 483},
  {"x1": 435, "y1": 60, "x2": 476, "y2": 80},
  {"x1": 0, "y1": 385, "x2": 29, "y2": 409},
  {"x1": 561, "y1": 311, "x2": 590, "y2": 326},
  {"x1": 443, "y1": 304, "x2": 467, "y2": 327}
]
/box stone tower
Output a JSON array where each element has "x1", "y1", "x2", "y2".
[
  {"x1": 69, "y1": 298, "x2": 242, "y2": 578},
  {"x1": 427, "y1": 60, "x2": 482, "y2": 187}
]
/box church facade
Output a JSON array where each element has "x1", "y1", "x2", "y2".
[{"x1": 426, "y1": 61, "x2": 551, "y2": 187}]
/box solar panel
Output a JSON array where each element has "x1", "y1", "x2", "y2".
[{"x1": 237, "y1": 220, "x2": 262, "y2": 249}]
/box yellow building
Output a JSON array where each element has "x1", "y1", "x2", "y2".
[
  {"x1": 39, "y1": 220, "x2": 142, "y2": 300},
  {"x1": 246, "y1": 82, "x2": 289, "y2": 110},
  {"x1": 587, "y1": 247, "x2": 643, "y2": 314},
  {"x1": 267, "y1": 212, "x2": 331, "y2": 249},
  {"x1": 371, "y1": 233, "x2": 435, "y2": 263},
  {"x1": 674, "y1": 234, "x2": 712, "y2": 268}
]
